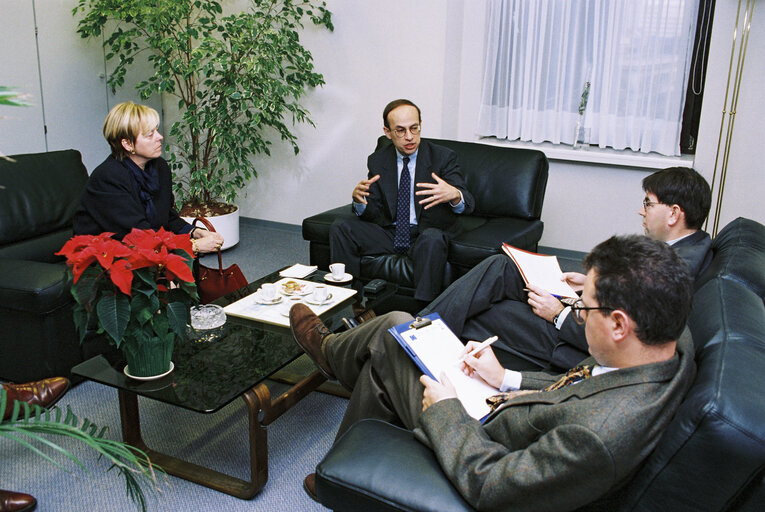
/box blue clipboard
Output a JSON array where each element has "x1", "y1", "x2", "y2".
[{"x1": 387, "y1": 312, "x2": 442, "y2": 382}]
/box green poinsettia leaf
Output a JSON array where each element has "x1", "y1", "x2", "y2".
[
  {"x1": 130, "y1": 294, "x2": 153, "y2": 326},
  {"x1": 165, "y1": 302, "x2": 190, "y2": 338},
  {"x1": 96, "y1": 294, "x2": 131, "y2": 347}
]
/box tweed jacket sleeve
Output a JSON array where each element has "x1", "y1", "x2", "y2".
[{"x1": 416, "y1": 332, "x2": 695, "y2": 511}]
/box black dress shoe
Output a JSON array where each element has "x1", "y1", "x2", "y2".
[
  {"x1": 2, "y1": 377, "x2": 70, "y2": 421},
  {"x1": 0, "y1": 489, "x2": 36, "y2": 512},
  {"x1": 303, "y1": 473, "x2": 318, "y2": 502}
]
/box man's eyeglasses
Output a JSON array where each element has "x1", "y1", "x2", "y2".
[
  {"x1": 569, "y1": 299, "x2": 615, "y2": 325},
  {"x1": 392, "y1": 125, "x2": 420, "y2": 138},
  {"x1": 642, "y1": 197, "x2": 665, "y2": 210}
]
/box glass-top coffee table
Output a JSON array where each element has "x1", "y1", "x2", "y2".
[{"x1": 71, "y1": 266, "x2": 397, "y2": 499}]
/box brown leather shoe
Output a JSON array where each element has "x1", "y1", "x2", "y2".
[
  {"x1": 0, "y1": 489, "x2": 36, "y2": 512},
  {"x1": 289, "y1": 304, "x2": 335, "y2": 379},
  {"x1": 2, "y1": 377, "x2": 70, "y2": 421},
  {"x1": 303, "y1": 473, "x2": 318, "y2": 502}
]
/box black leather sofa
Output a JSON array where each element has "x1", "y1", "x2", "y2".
[
  {"x1": 0, "y1": 150, "x2": 88, "y2": 382},
  {"x1": 314, "y1": 217, "x2": 765, "y2": 511},
  {"x1": 302, "y1": 137, "x2": 548, "y2": 312}
]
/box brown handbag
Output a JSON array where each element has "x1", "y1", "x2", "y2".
[{"x1": 192, "y1": 217, "x2": 248, "y2": 304}]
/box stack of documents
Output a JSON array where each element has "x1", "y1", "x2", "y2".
[{"x1": 279, "y1": 263, "x2": 318, "y2": 278}]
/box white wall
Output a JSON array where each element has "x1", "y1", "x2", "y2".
[
  {"x1": 239, "y1": 0, "x2": 764, "y2": 252},
  {"x1": 2, "y1": 0, "x2": 762, "y2": 252}
]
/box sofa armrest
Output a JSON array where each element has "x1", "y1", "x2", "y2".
[
  {"x1": 316, "y1": 419, "x2": 475, "y2": 512},
  {"x1": 0, "y1": 258, "x2": 71, "y2": 313}
]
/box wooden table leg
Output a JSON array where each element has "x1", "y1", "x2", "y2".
[
  {"x1": 118, "y1": 388, "x2": 268, "y2": 499},
  {"x1": 116, "y1": 370, "x2": 327, "y2": 499}
]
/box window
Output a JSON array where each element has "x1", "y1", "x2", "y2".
[{"x1": 477, "y1": 0, "x2": 704, "y2": 156}]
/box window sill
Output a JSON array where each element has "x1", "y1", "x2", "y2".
[{"x1": 475, "y1": 137, "x2": 695, "y2": 170}]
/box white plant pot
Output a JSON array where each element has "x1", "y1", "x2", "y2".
[{"x1": 182, "y1": 206, "x2": 240, "y2": 250}]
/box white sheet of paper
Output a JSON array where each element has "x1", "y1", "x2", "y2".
[
  {"x1": 400, "y1": 319, "x2": 496, "y2": 420},
  {"x1": 278, "y1": 263, "x2": 318, "y2": 278},
  {"x1": 502, "y1": 244, "x2": 578, "y2": 298}
]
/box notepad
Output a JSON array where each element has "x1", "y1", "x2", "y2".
[
  {"x1": 502, "y1": 243, "x2": 578, "y2": 299},
  {"x1": 388, "y1": 313, "x2": 497, "y2": 421}
]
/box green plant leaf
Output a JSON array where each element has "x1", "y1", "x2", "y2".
[{"x1": 96, "y1": 294, "x2": 131, "y2": 346}]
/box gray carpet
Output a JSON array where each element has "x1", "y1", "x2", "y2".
[{"x1": 1, "y1": 220, "x2": 342, "y2": 511}]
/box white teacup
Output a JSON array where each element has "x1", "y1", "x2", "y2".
[
  {"x1": 261, "y1": 283, "x2": 277, "y2": 300},
  {"x1": 329, "y1": 263, "x2": 345, "y2": 280},
  {"x1": 312, "y1": 284, "x2": 328, "y2": 302}
]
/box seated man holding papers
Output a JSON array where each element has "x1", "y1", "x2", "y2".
[
  {"x1": 420, "y1": 166, "x2": 712, "y2": 371},
  {"x1": 289, "y1": 235, "x2": 696, "y2": 510}
]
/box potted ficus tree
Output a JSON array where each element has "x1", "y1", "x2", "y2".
[{"x1": 73, "y1": 0, "x2": 334, "y2": 248}]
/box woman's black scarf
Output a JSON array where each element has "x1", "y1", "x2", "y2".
[{"x1": 123, "y1": 157, "x2": 160, "y2": 228}]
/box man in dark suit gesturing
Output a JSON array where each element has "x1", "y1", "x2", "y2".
[
  {"x1": 291, "y1": 235, "x2": 696, "y2": 509},
  {"x1": 329, "y1": 99, "x2": 474, "y2": 302}
]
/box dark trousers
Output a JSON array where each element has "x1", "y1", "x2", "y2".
[
  {"x1": 420, "y1": 254, "x2": 587, "y2": 371},
  {"x1": 329, "y1": 216, "x2": 450, "y2": 302},
  {"x1": 324, "y1": 311, "x2": 423, "y2": 440}
]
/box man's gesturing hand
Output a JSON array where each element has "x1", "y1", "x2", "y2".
[
  {"x1": 352, "y1": 174, "x2": 381, "y2": 204},
  {"x1": 416, "y1": 173, "x2": 461, "y2": 209}
]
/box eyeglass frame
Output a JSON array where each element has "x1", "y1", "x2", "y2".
[
  {"x1": 642, "y1": 197, "x2": 666, "y2": 210},
  {"x1": 391, "y1": 124, "x2": 420, "y2": 138},
  {"x1": 569, "y1": 298, "x2": 615, "y2": 325}
]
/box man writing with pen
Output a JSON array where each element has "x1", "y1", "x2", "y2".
[{"x1": 288, "y1": 234, "x2": 696, "y2": 510}]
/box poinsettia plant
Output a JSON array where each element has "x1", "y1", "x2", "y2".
[{"x1": 57, "y1": 228, "x2": 197, "y2": 348}]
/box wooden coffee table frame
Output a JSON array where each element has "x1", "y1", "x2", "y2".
[{"x1": 118, "y1": 369, "x2": 327, "y2": 499}]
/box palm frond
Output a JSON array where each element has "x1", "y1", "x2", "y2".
[{"x1": 1, "y1": 389, "x2": 165, "y2": 512}]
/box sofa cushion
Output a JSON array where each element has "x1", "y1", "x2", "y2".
[
  {"x1": 449, "y1": 218, "x2": 544, "y2": 269},
  {"x1": 696, "y1": 217, "x2": 765, "y2": 298},
  {"x1": 317, "y1": 419, "x2": 475, "y2": 512},
  {"x1": 0, "y1": 149, "x2": 87, "y2": 257},
  {"x1": 427, "y1": 138, "x2": 548, "y2": 220},
  {"x1": 0, "y1": 259, "x2": 72, "y2": 314}
]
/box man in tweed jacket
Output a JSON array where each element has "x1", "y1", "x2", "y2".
[{"x1": 290, "y1": 235, "x2": 696, "y2": 510}]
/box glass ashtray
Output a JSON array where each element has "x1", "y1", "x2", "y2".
[{"x1": 187, "y1": 305, "x2": 227, "y2": 344}]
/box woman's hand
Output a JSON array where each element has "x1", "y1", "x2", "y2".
[
  {"x1": 459, "y1": 342, "x2": 505, "y2": 388},
  {"x1": 193, "y1": 229, "x2": 224, "y2": 253}
]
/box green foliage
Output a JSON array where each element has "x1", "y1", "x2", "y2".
[
  {"x1": 1, "y1": 389, "x2": 165, "y2": 512},
  {"x1": 73, "y1": 0, "x2": 334, "y2": 208}
]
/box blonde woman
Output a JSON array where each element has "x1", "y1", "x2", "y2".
[{"x1": 73, "y1": 101, "x2": 222, "y2": 254}]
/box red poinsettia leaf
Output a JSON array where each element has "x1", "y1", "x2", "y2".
[
  {"x1": 163, "y1": 253, "x2": 195, "y2": 283},
  {"x1": 109, "y1": 259, "x2": 134, "y2": 295}
]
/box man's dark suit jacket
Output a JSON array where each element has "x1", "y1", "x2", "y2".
[
  {"x1": 359, "y1": 139, "x2": 474, "y2": 230},
  {"x1": 551, "y1": 230, "x2": 713, "y2": 367},
  {"x1": 73, "y1": 155, "x2": 191, "y2": 240}
]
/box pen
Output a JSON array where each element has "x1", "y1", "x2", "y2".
[{"x1": 460, "y1": 335, "x2": 499, "y2": 361}]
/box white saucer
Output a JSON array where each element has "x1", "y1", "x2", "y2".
[
  {"x1": 124, "y1": 361, "x2": 175, "y2": 381},
  {"x1": 324, "y1": 272, "x2": 353, "y2": 284},
  {"x1": 305, "y1": 293, "x2": 334, "y2": 306},
  {"x1": 253, "y1": 294, "x2": 283, "y2": 305}
]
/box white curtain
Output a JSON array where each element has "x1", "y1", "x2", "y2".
[{"x1": 477, "y1": 0, "x2": 700, "y2": 156}]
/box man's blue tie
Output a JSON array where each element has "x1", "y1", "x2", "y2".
[{"x1": 393, "y1": 157, "x2": 411, "y2": 254}]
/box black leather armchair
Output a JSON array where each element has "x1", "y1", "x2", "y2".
[
  {"x1": 302, "y1": 137, "x2": 548, "y2": 312},
  {"x1": 315, "y1": 217, "x2": 765, "y2": 511},
  {"x1": 0, "y1": 150, "x2": 88, "y2": 381}
]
